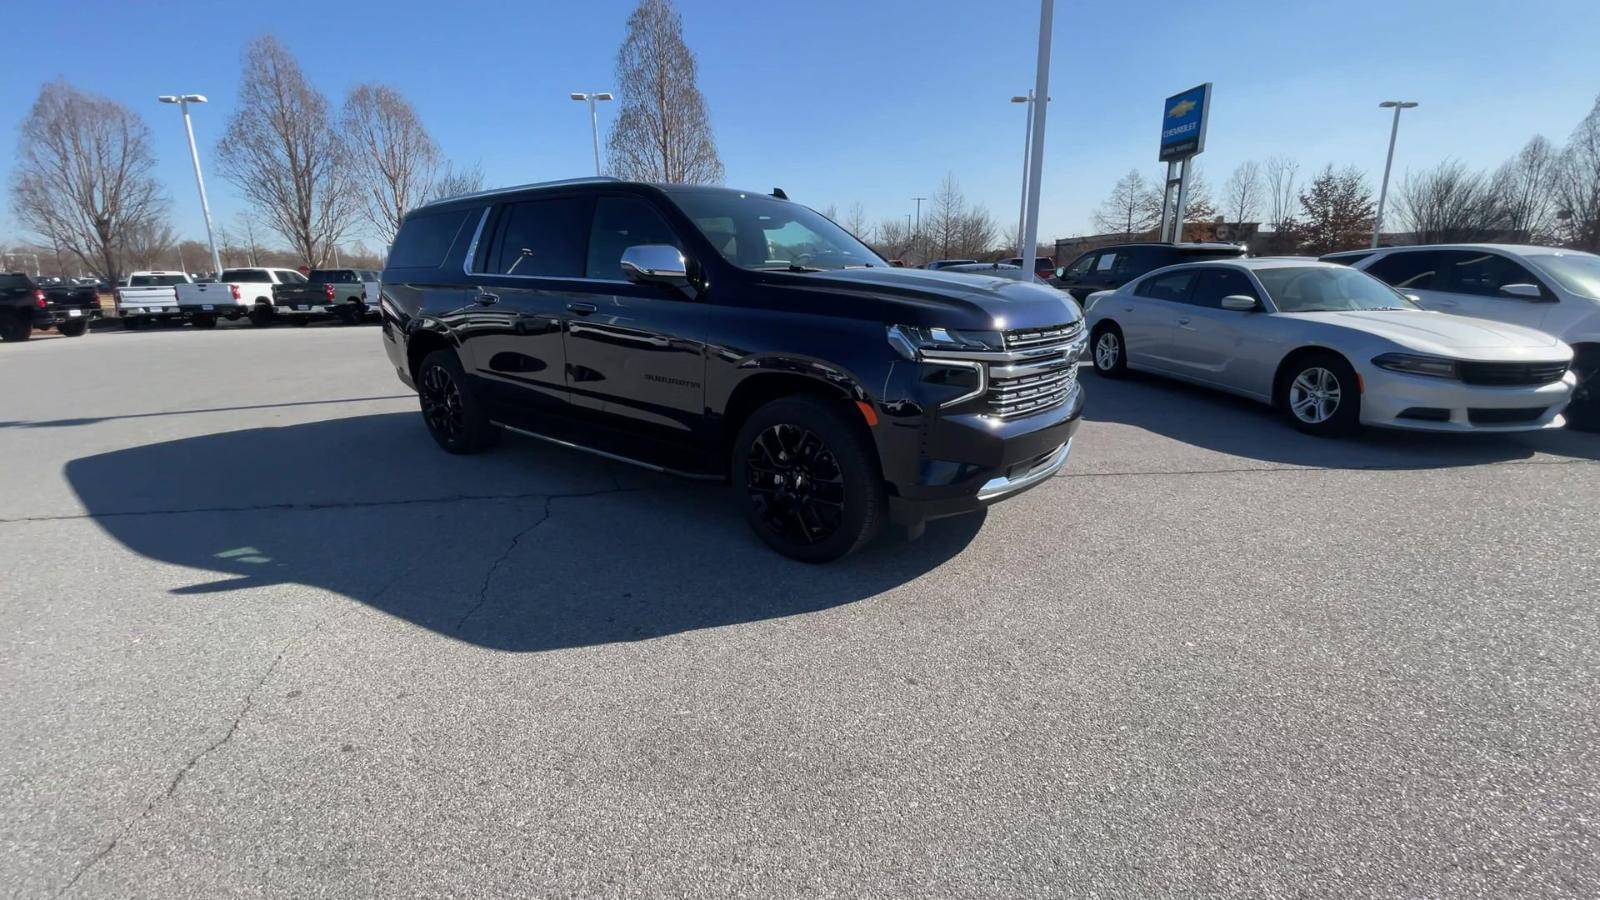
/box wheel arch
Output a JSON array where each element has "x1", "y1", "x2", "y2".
[
  {"x1": 1272, "y1": 345, "x2": 1355, "y2": 408},
  {"x1": 719, "y1": 370, "x2": 864, "y2": 460},
  {"x1": 404, "y1": 322, "x2": 458, "y2": 383}
]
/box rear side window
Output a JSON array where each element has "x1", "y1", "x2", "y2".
[
  {"x1": 278, "y1": 271, "x2": 308, "y2": 284},
  {"x1": 311, "y1": 269, "x2": 359, "y2": 282},
  {"x1": 1134, "y1": 270, "x2": 1198, "y2": 302},
  {"x1": 1437, "y1": 251, "x2": 1548, "y2": 298},
  {"x1": 586, "y1": 196, "x2": 681, "y2": 280},
  {"x1": 130, "y1": 274, "x2": 187, "y2": 286},
  {"x1": 1366, "y1": 251, "x2": 1442, "y2": 289},
  {"x1": 488, "y1": 197, "x2": 591, "y2": 277},
  {"x1": 1062, "y1": 253, "x2": 1095, "y2": 277},
  {"x1": 0, "y1": 274, "x2": 30, "y2": 289},
  {"x1": 389, "y1": 208, "x2": 473, "y2": 269},
  {"x1": 222, "y1": 269, "x2": 269, "y2": 282},
  {"x1": 1188, "y1": 268, "x2": 1258, "y2": 308},
  {"x1": 1114, "y1": 246, "x2": 1169, "y2": 276},
  {"x1": 1093, "y1": 251, "x2": 1118, "y2": 272}
]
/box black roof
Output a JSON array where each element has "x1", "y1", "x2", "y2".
[{"x1": 413, "y1": 178, "x2": 788, "y2": 215}]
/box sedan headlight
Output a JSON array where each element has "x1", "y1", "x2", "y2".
[
  {"x1": 1372, "y1": 352, "x2": 1458, "y2": 379},
  {"x1": 885, "y1": 324, "x2": 1005, "y2": 360}
]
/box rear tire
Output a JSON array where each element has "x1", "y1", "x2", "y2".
[
  {"x1": 1565, "y1": 345, "x2": 1599, "y2": 432},
  {"x1": 416, "y1": 349, "x2": 499, "y2": 454},
  {"x1": 57, "y1": 319, "x2": 89, "y2": 337},
  {"x1": 1091, "y1": 323, "x2": 1128, "y2": 378},
  {"x1": 249, "y1": 306, "x2": 274, "y2": 327},
  {"x1": 732, "y1": 395, "x2": 886, "y2": 563},
  {"x1": 1279, "y1": 351, "x2": 1361, "y2": 437},
  {"x1": 1, "y1": 313, "x2": 32, "y2": 342}
]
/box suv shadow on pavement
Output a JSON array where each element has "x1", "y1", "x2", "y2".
[
  {"x1": 64, "y1": 413, "x2": 982, "y2": 653},
  {"x1": 1082, "y1": 366, "x2": 1600, "y2": 468}
]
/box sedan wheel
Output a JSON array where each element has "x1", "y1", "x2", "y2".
[
  {"x1": 1091, "y1": 325, "x2": 1127, "y2": 377},
  {"x1": 1282, "y1": 353, "x2": 1360, "y2": 436}
]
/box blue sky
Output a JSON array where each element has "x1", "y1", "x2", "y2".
[{"x1": 3, "y1": 0, "x2": 1598, "y2": 249}]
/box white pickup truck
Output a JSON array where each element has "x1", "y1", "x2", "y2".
[
  {"x1": 174, "y1": 267, "x2": 315, "y2": 328},
  {"x1": 115, "y1": 271, "x2": 193, "y2": 328}
]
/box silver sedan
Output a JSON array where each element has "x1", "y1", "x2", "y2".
[{"x1": 1083, "y1": 259, "x2": 1576, "y2": 435}]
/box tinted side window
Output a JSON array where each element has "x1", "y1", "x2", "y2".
[
  {"x1": 1063, "y1": 253, "x2": 1095, "y2": 277},
  {"x1": 1115, "y1": 246, "x2": 1168, "y2": 277},
  {"x1": 0, "y1": 274, "x2": 31, "y2": 290},
  {"x1": 1133, "y1": 270, "x2": 1198, "y2": 302},
  {"x1": 586, "y1": 196, "x2": 682, "y2": 280},
  {"x1": 389, "y1": 208, "x2": 472, "y2": 269},
  {"x1": 1365, "y1": 251, "x2": 1442, "y2": 289},
  {"x1": 1438, "y1": 251, "x2": 1547, "y2": 298},
  {"x1": 1188, "y1": 268, "x2": 1259, "y2": 308},
  {"x1": 489, "y1": 197, "x2": 591, "y2": 277},
  {"x1": 1093, "y1": 251, "x2": 1118, "y2": 273},
  {"x1": 1322, "y1": 252, "x2": 1373, "y2": 266}
]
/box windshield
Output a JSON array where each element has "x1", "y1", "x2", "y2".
[
  {"x1": 1526, "y1": 252, "x2": 1600, "y2": 300},
  {"x1": 669, "y1": 191, "x2": 884, "y2": 271},
  {"x1": 1254, "y1": 266, "x2": 1417, "y2": 313}
]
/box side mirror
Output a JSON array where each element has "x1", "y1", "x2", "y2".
[
  {"x1": 620, "y1": 245, "x2": 689, "y2": 287},
  {"x1": 1404, "y1": 293, "x2": 1423, "y2": 303},
  {"x1": 1220, "y1": 294, "x2": 1259, "y2": 311},
  {"x1": 1500, "y1": 283, "x2": 1542, "y2": 299}
]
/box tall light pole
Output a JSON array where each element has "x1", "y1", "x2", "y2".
[
  {"x1": 158, "y1": 94, "x2": 223, "y2": 278},
  {"x1": 1372, "y1": 100, "x2": 1418, "y2": 248},
  {"x1": 913, "y1": 197, "x2": 927, "y2": 262},
  {"x1": 1020, "y1": 0, "x2": 1054, "y2": 279},
  {"x1": 570, "y1": 92, "x2": 613, "y2": 176},
  {"x1": 1012, "y1": 92, "x2": 1035, "y2": 256}
]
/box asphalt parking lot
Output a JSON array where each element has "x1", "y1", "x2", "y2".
[{"x1": 3, "y1": 321, "x2": 1598, "y2": 898}]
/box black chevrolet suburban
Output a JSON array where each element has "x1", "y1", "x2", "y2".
[
  {"x1": 380, "y1": 178, "x2": 1087, "y2": 561},
  {"x1": 2, "y1": 272, "x2": 101, "y2": 341}
]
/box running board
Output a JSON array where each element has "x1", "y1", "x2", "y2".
[{"x1": 490, "y1": 421, "x2": 722, "y2": 481}]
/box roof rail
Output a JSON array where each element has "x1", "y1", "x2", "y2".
[{"x1": 418, "y1": 176, "x2": 623, "y2": 208}]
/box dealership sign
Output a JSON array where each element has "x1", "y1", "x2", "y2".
[{"x1": 1159, "y1": 83, "x2": 1211, "y2": 161}]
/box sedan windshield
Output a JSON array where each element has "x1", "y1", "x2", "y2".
[
  {"x1": 1526, "y1": 252, "x2": 1600, "y2": 300},
  {"x1": 1255, "y1": 266, "x2": 1417, "y2": 313},
  {"x1": 669, "y1": 190, "x2": 884, "y2": 271}
]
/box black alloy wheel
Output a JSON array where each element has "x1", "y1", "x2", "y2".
[
  {"x1": 733, "y1": 396, "x2": 886, "y2": 562},
  {"x1": 416, "y1": 349, "x2": 497, "y2": 454},
  {"x1": 1567, "y1": 347, "x2": 1599, "y2": 431}
]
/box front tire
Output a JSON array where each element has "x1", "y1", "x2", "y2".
[
  {"x1": 416, "y1": 349, "x2": 499, "y2": 454},
  {"x1": 1565, "y1": 345, "x2": 1598, "y2": 432},
  {"x1": 733, "y1": 395, "x2": 886, "y2": 563},
  {"x1": 1091, "y1": 323, "x2": 1128, "y2": 378},
  {"x1": 249, "y1": 306, "x2": 274, "y2": 327},
  {"x1": 1280, "y1": 351, "x2": 1361, "y2": 437},
  {"x1": 57, "y1": 319, "x2": 89, "y2": 337}
]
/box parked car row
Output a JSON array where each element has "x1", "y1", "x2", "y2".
[{"x1": 112, "y1": 267, "x2": 382, "y2": 330}]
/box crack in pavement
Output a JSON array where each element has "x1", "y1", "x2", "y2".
[
  {"x1": 50, "y1": 649, "x2": 288, "y2": 899},
  {"x1": 453, "y1": 481, "x2": 639, "y2": 633}
]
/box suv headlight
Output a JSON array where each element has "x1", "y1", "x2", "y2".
[
  {"x1": 1372, "y1": 352, "x2": 1458, "y2": 379},
  {"x1": 885, "y1": 324, "x2": 1004, "y2": 360}
]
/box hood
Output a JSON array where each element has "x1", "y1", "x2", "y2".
[
  {"x1": 1291, "y1": 309, "x2": 1570, "y2": 361},
  {"x1": 775, "y1": 266, "x2": 1080, "y2": 331}
]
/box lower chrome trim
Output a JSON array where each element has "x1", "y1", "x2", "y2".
[
  {"x1": 975, "y1": 439, "x2": 1073, "y2": 501},
  {"x1": 490, "y1": 421, "x2": 722, "y2": 481}
]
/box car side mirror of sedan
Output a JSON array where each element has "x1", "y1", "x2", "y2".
[
  {"x1": 1220, "y1": 294, "x2": 1259, "y2": 311},
  {"x1": 620, "y1": 245, "x2": 689, "y2": 287},
  {"x1": 1499, "y1": 283, "x2": 1543, "y2": 300}
]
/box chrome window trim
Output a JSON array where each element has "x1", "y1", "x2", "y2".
[{"x1": 461, "y1": 207, "x2": 490, "y2": 277}]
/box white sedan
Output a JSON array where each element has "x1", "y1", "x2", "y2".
[{"x1": 1083, "y1": 259, "x2": 1576, "y2": 436}]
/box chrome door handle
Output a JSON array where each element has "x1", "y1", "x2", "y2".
[
  {"x1": 475, "y1": 292, "x2": 499, "y2": 306},
  {"x1": 566, "y1": 302, "x2": 597, "y2": 315}
]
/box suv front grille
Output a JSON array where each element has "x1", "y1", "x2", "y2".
[
  {"x1": 987, "y1": 322, "x2": 1085, "y2": 419},
  {"x1": 1457, "y1": 361, "x2": 1569, "y2": 386}
]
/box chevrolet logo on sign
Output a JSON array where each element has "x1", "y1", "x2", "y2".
[{"x1": 1166, "y1": 99, "x2": 1196, "y2": 118}]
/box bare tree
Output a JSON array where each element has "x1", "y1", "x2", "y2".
[
  {"x1": 232, "y1": 211, "x2": 264, "y2": 265},
  {"x1": 1487, "y1": 136, "x2": 1559, "y2": 241},
  {"x1": 343, "y1": 83, "x2": 441, "y2": 243},
  {"x1": 8, "y1": 80, "x2": 167, "y2": 284},
  {"x1": 1222, "y1": 160, "x2": 1263, "y2": 223},
  {"x1": 1092, "y1": 170, "x2": 1160, "y2": 237},
  {"x1": 1180, "y1": 166, "x2": 1216, "y2": 223},
  {"x1": 216, "y1": 36, "x2": 356, "y2": 266},
  {"x1": 1396, "y1": 159, "x2": 1503, "y2": 243},
  {"x1": 820, "y1": 203, "x2": 838, "y2": 221},
  {"x1": 121, "y1": 219, "x2": 179, "y2": 270},
  {"x1": 1265, "y1": 155, "x2": 1300, "y2": 228},
  {"x1": 606, "y1": 0, "x2": 723, "y2": 184},
  {"x1": 844, "y1": 201, "x2": 870, "y2": 239},
  {"x1": 1557, "y1": 94, "x2": 1600, "y2": 252},
  {"x1": 872, "y1": 218, "x2": 913, "y2": 261},
  {"x1": 426, "y1": 163, "x2": 485, "y2": 203}
]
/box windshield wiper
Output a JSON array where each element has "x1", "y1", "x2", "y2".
[{"x1": 754, "y1": 264, "x2": 825, "y2": 273}]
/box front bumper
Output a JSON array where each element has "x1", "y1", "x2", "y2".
[
  {"x1": 274, "y1": 302, "x2": 331, "y2": 317},
  {"x1": 1358, "y1": 365, "x2": 1576, "y2": 432},
  {"x1": 885, "y1": 382, "x2": 1085, "y2": 525}
]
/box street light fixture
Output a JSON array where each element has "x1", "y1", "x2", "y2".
[
  {"x1": 1372, "y1": 100, "x2": 1418, "y2": 248},
  {"x1": 570, "y1": 92, "x2": 614, "y2": 176},
  {"x1": 158, "y1": 94, "x2": 223, "y2": 278}
]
